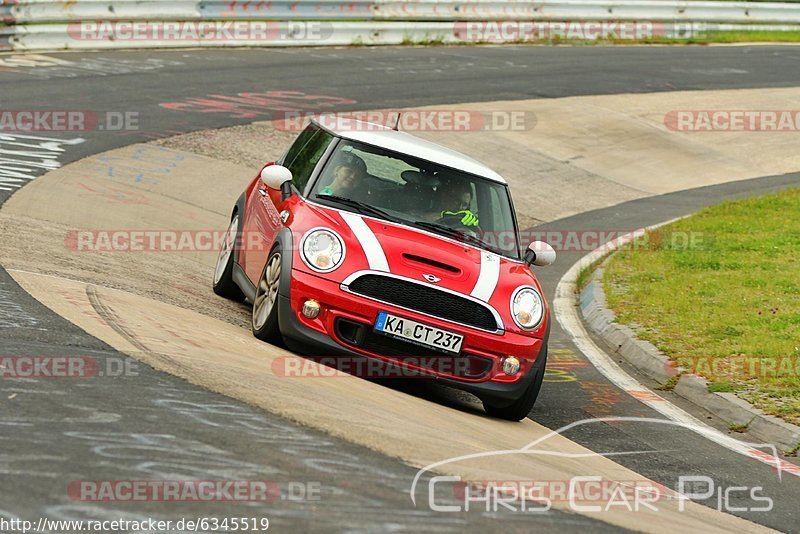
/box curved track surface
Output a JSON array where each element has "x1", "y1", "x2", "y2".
[{"x1": 2, "y1": 46, "x2": 800, "y2": 532}]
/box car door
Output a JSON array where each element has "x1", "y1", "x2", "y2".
[{"x1": 244, "y1": 123, "x2": 334, "y2": 282}]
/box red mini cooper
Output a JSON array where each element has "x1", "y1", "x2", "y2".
[{"x1": 213, "y1": 118, "x2": 555, "y2": 420}]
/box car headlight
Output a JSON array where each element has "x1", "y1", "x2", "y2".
[
  {"x1": 301, "y1": 228, "x2": 345, "y2": 273},
  {"x1": 510, "y1": 286, "x2": 544, "y2": 330}
]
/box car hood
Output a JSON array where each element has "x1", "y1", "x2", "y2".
[{"x1": 290, "y1": 203, "x2": 547, "y2": 334}]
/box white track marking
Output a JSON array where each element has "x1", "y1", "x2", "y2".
[
  {"x1": 340, "y1": 212, "x2": 390, "y2": 272},
  {"x1": 554, "y1": 223, "x2": 800, "y2": 478},
  {"x1": 0, "y1": 134, "x2": 84, "y2": 191}
]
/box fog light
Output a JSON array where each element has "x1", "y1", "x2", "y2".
[
  {"x1": 301, "y1": 299, "x2": 321, "y2": 319},
  {"x1": 502, "y1": 356, "x2": 521, "y2": 376}
]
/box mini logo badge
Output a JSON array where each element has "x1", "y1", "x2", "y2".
[{"x1": 423, "y1": 274, "x2": 441, "y2": 283}]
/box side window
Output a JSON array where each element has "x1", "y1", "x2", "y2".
[
  {"x1": 280, "y1": 124, "x2": 316, "y2": 166},
  {"x1": 281, "y1": 124, "x2": 333, "y2": 194}
]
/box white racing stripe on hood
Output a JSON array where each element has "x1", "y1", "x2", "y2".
[
  {"x1": 340, "y1": 212, "x2": 390, "y2": 272},
  {"x1": 470, "y1": 252, "x2": 500, "y2": 302}
]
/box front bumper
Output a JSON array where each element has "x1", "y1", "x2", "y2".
[{"x1": 277, "y1": 264, "x2": 549, "y2": 402}]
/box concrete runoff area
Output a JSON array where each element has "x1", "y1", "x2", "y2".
[
  {"x1": 7, "y1": 269, "x2": 772, "y2": 533},
  {"x1": 1, "y1": 88, "x2": 798, "y2": 531},
  {"x1": 156, "y1": 87, "x2": 800, "y2": 224}
]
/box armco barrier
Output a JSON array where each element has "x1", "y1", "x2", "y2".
[
  {"x1": 1, "y1": 0, "x2": 800, "y2": 51},
  {"x1": 3, "y1": 21, "x2": 451, "y2": 49},
  {"x1": 2, "y1": 0, "x2": 800, "y2": 23},
  {"x1": 0, "y1": 27, "x2": 13, "y2": 50},
  {"x1": 1, "y1": 1, "x2": 199, "y2": 23},
  {"x1": 6, "y1": 20, "x2": 800, "y2": 51},
  {"x1": 198, "y1": 0, "x2": 376, "y2": 20},
  {"x1": 371, "y1": 0, "x2": 800, "y2": 22}
]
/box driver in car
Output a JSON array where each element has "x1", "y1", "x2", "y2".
[
  {"x1": 434, "y1": 176, "x2": 480, "y2": 228},
  {"x1": 319, "y1": 152, "x2": 368, "y2": 200}
]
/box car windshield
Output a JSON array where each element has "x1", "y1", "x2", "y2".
[{"x1": 311, "y1": 139, "x2": 521, "y2": 259}]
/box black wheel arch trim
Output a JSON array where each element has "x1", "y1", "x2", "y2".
[{"x1": 230, "y1": 196, "x2": 289, "y2": 305}]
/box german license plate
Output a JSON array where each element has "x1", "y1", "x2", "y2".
[{"x1": 374, "y1": 312, "x2": 464, "y2": 354}]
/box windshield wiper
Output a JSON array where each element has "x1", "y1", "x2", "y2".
[
  {"x1": 412, "y1": 220, "x2": 499, "y2": 253},
  {"x1": 318, "y1": 195, "x2": 399, "y2": 223}
]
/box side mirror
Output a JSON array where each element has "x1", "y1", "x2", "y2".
[
  {"x1": 261, "y1": 164, "x2": 292, "y2": 190},
  {"x1": 261, "y1": 164, "x2": 294, "y2": 201},
  {"x1": 524, "y1": 241, "x2": 556, "y2": 267}
]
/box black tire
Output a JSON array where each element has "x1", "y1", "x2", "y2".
[
  {"x1": 212, "y1": 214, "x2": 244, "y2": 301},
  {"x1": 482, "y1": 346, "x2": 547, "y2": 421},
  {"x1": 251, "y1": 246, "x2": 282, "y2": 343}
]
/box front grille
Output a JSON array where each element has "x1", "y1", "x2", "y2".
[
  {"x1": 346, "y1": 274, "x2": 498, "y2": 331},
  {"x1": 335, "y1": 318, "x2": 493, "y2": 379}
]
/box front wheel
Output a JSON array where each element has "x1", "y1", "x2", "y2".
[
  {"x1": 482, "y1": 348, "x2": 547, "y2": 421},
  {"x1": 252, "y1": 247, "x2": 282, "y2": 343},
  {"x1": 213, "y1": 215, "x2": 244, "y2": 301}
]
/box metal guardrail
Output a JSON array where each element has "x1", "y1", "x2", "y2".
[
  {"x1": 1, "y1": 1, "x2": 198, "y2": 23},
  {"x1": 198, "y1": 0, "x2": 376, "y2": 20},
  {"x1": 3, "y1": 0, "x2": 800, "y2": 23},
  {"x1": 370, "y1": 0, "x2": 800, "y2": 23},
  {"x1": 5, "y1": 20, "x2": 800, "y2": 51},
  {"x1": 1, "y1": 0, "x2": 799, "y2": 51}
]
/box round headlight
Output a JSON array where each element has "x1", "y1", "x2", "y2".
[
  {"x1": 301, "y1": 228, "x2": 345, "y2": 273},
  {"x1": 510, "y1": 286, "x2": 544, "y2": 330}
]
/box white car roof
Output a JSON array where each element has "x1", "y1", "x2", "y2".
[{"x1": 313, "y1": 117, "x2": 507, "y2": 184}]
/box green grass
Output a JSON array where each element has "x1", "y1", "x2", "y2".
[
  {"x1": 402, "y1": 35, "x2": 446, "y2": 46},
  {"x1": 674, "y1": 30, "x2": 800, "y2": 44},
  {"x1": 728, "y1": 422, "x2": 750, "y2": 433},
  {"x1": 514, "y1": 30, "x2": 800, "y2": 45},
  {"x1": 397, "y1": 30, "x2": 800, "y2": 47},
  {"x1": 576, "y1": 255, "x2": 607, "y2": 292},
  {"x1": 655, "y1": 374, "x2": 682, "y2": 391},
  {"x1": 603, "y1": 188, "x2": 800, "y2": 426},
  {"x1": 708, "y1": 0, "x2": 800, "y2": 2}
]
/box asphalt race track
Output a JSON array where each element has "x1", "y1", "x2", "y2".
[{"x1": 1, "y1": 45, "x2": 800, "y2": 532}]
